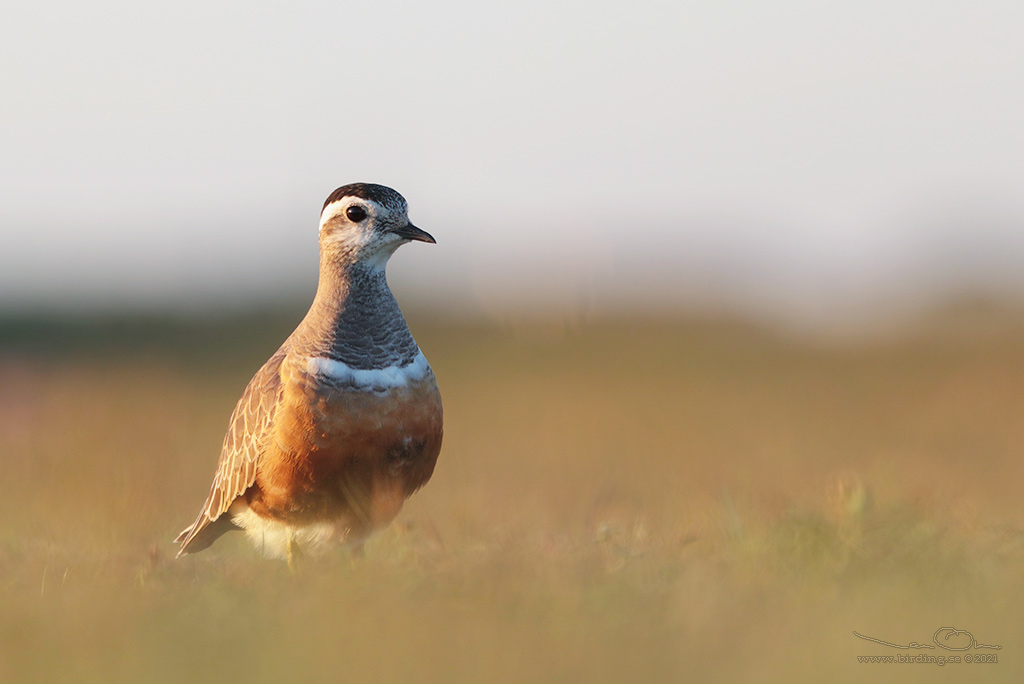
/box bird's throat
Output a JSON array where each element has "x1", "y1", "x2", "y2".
[{"x1": 291, "y1": 262, "x2": 420, "y2": 369}]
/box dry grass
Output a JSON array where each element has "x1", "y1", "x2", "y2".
[{"x1": 2, "y1": 310, "x2": 1023, "y2": 682}]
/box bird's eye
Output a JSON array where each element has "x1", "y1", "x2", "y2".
[{"x1": 346, "y1": 205, "x2": 367, "y2": 222}]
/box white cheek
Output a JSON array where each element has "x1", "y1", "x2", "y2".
[{"x1": 320, "y1": 227, "x2": 369, "y2": 250}]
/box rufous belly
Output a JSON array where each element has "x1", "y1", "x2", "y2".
[{"x1": 240, "y1": 355, "x2": 442, "y2": 550}]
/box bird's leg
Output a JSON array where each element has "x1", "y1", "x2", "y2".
[{"x1": 286, "y1": 534, "x2": 298, "y2": 573}]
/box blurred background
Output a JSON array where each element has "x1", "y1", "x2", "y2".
[
  {"x1": 2, "y1": 0, "x2": 1023, "y2": 328},
  {"x1": 3, "y1": 2, "x2": 1024, "y2": 682}
]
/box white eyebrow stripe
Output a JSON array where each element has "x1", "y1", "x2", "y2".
[
  {"x1": 306, "y1": 350, "x2": 432, "y2": 390},
  {"x1": 319, "y1": 200, "x2": 358, "y2": 231}
]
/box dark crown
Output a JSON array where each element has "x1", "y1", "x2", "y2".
[{"x1": 322, "y1": 183, "x2": 407, "y2": 215}]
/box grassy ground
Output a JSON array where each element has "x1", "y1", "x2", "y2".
[{"x1": 1, "y1": 309, "x2": 1022, "y2": 682}]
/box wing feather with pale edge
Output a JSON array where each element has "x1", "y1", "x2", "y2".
[{"x1": 175, "y1": 352, "x2": 285, "y2": 556}]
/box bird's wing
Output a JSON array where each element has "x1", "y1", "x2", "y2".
[{"x1": 175, "y1": 352, "x2": 286, "y2": 556}]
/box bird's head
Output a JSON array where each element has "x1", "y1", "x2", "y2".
[{"x1": 318, "y1": 183, "x2": 435, "y2": 269}]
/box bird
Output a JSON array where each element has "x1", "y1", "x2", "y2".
[{"x1": 175, "y1": 183, "x2": 443, "y2": 563}]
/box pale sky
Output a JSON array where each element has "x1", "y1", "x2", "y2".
[{"x1": 3, "y1": 1, "x2": 1023, "y2": 325}]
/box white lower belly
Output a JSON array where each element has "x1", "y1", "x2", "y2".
[{"x1": 229, "y1": 501, "x2": 355, "y2": 559}]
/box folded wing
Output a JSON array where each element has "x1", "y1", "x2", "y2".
[{"x1": 175, "y1": 353, "x2": 285, "y2": 556}]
